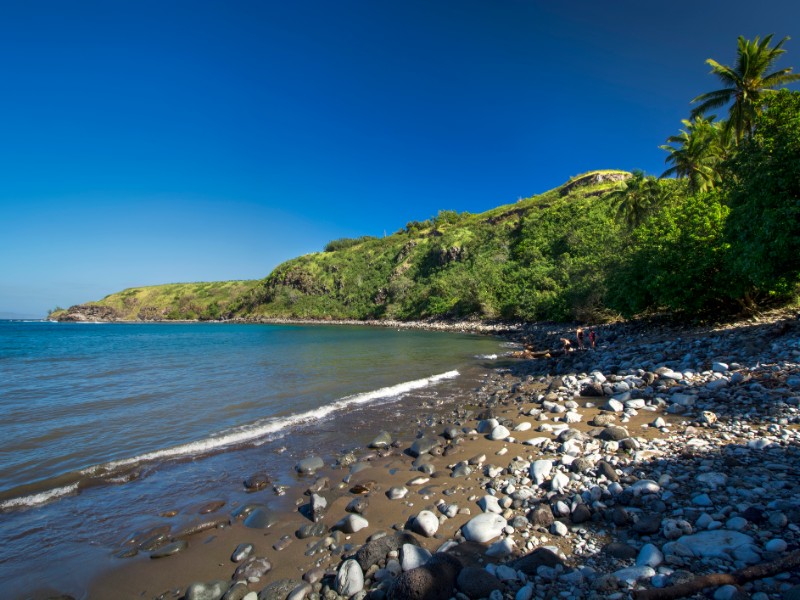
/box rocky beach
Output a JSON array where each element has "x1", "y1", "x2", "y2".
[{"x1": 73, "y1": 310, "x2": 800, "y2": 600}]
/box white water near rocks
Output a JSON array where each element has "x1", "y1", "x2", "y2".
[{"x1": 0, "y1": 320, "x2": 503, "y2": 597}]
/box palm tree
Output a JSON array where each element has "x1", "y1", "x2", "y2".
[
  {"x1": 606, "y1": 170, "x2": 667, "y2": 228},
  {"x1": 660, "y1": 116, "x2": 731, "y2": 193},
  {"x1": 691, "y1": 34, "x2": 800, "y2": 142}
]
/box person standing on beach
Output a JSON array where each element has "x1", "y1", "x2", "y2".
[
  {"x1": 576, "y1": 327, "x2": 585, "y2": 350},
  {"x1": 589, "y1": 328, "x2": 596, "y2": 349}
]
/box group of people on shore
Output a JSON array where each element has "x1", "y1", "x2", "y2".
[{"x1": 560, "y1": 326, "x2": 596, "y2": 352}]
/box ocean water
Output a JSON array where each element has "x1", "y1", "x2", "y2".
[{"x1": 0, "y1": 320, "x2": 505, "y2": 597}]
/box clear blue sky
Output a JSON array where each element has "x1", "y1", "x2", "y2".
[{"x1": 1, "y1": 0, "x2": 798, "y2": 317}]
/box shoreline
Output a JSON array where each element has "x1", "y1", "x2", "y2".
[{"x1": 22, "y1": 310, "x2": 800, "y2": 599}]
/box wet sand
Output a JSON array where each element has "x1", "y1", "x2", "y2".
[{"x1": 86, "y1": 377, "x2": 677, "y2": 600}]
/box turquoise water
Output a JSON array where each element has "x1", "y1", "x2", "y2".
[{"x1": 0, "y1": 320, "x2": 505, "y2": 596}]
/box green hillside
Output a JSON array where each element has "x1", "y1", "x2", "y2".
[
  {"x1": 230, "y1": 170, "x2": 632, "y2": 322},
  {"x1": 51, "y1": 280, "x2": 259, "y2": 321}
]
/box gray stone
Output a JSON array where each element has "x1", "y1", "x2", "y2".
[
  {"x1": 636, "y1": 543, "x2": 664, "y2": 568},
  {"x1": 511, "y1": 547, "x2": 565, "y2": 576},
  {"x1": 233, "y1": 557, "x2": 272, "y2": 583},
  {"x1": 677, "y1": 530, "x2": 755, "y2": 558},
  {"x1": 599, "y1": 425, "x2": 629, "y2": 441},
  {"x1": 258, "y1": 579, "x2": 303, "y2": 600},
  {"x1": 354, "y1": 532, "x2": 419, "y2": 571},
  {"x1": 613, "y1": 566, "x2": 655, "y2": 585},
  {"x1": 346, "y1": 496, "x2": 369, "y2": 515},
  {"x1": 310, "y1": 493, "x2": 327, "y2": 522},
  {"x1": 296, "y1": 522, "x2": 326, "y2": 539},
  {"x1": 295, "y1": 456, "x2": 325, "y2": 475},
  {"x1": 457, "y1": 567, "x2": 503, "y2": 598},
  {"x1": 244, "y1": 508, "x2": 279, "y2": 529},
  {"x1": 409, "y1": 437, "x2": 440, "y2": 457},
  {"x1": 150, "y1": 540, "x2": 188, "y2": 558},
  {"x1": 387, "y1": 553, "x2": 461, "y2": 600},
  {"x1": 231, "y1": 543, "x2": 254, "y2": 562},
  {"x1": 369, "y1": 431, "x2": 393, "y2": 449}
]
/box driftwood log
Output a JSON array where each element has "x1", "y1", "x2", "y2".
[{"x1": 632, "y1": 549, "x2": 800, "y2": 600}]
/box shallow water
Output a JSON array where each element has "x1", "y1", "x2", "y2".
[{"x1": 0, "y1": 320, "x2": 504, "y2": 597}]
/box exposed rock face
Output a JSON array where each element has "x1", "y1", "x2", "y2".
[
  {"x1": 558, "y1": 170, "x2": 630, "y2": 197},
  {"x1": 57, "y1": 304, "x2": 121, "y2": 321}
]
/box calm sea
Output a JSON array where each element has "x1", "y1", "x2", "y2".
[{"x1": 0, "y1": 320, "x2": 506, "y2": 597}]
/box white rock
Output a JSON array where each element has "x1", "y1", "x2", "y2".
[
  {"x1": 603, "y1": 399, "x2": 624, "y2": 412},
  {"x1": 530, "y1": 459, "x2": 553, "y2": 485},
  {"x1": 401, "y1": 543, "x2": 432, "y2": 571},
  {"x1": 551, "y1": 521, "x2": 569, "y2": 536},
  {"x1": 478, "y1": 495, "x2": 503, "y2": 514},
  {"x1": 630, "y1": 480, "x2": 660, "y2": 496},
  {"x1": 747, "y1": 439, "x2": 774, "y2": 450},
  {"x1": 551, "y1": 471, "x2": 569, "y2": 493},
  {"x1": 565, "y1": 411, "x2": 582, "y2": 423},
  {"x1": 412, "y1": 510, "x2": 439, "y2": 537},
  {"x1": 461, "y1": 513, "x2": 507, "y2": 543},
  {"x1": 486, "y1": 537, "x2": 516, "y2": 558},
  {"x1": 677, "y1": 530, "x2": 755, "y2": 558},
  {"x1": 489, "y1": 425, "x2": 511, "y2": 441},
  {"x1": 513, "y1": 421, "x2": 532, "y2": 431},
  {"x1": 336, "y1": 514, "x2": 369, "y2": 533},
  {"x1": 636, "y1": 543, "x2": 663, "y2": 568},
  {"x1": 335, "y1": 559, "x2": 364, "y2": 597},
  {"x1": 523, "y1": 437, "x2": 549, "y2": 447},
  {"x1": 712, "y1": 362, "x2": 729, "y2": 373}
]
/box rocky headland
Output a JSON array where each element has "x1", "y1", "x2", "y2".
[{"x1": 80, "y1": 310, "x2": 800, "y2": 600}]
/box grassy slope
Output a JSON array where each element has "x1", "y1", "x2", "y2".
[
  {"x1": 53, "y1": 170, "x2": 631, "y2": 322},
  {"x1": 231, "y1": 170, "x2": 630, "y2": 322},
  {"x1": 51, "y1": 280, "x2": 260, "y2": 321}
]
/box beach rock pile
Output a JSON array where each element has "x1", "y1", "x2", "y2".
[{"x1": 144, "y1": 312, "x2": 800, "y2": 600}]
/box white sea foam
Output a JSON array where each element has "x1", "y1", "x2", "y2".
[
  {"x1": 83, "y1": 370, "x2": 461, "y2": 477},
  {"x1": 475, "y1": 354, "x2": 498, "y2": 360},
  {"x1": 0, "y1": 483, "x2": 79, "y2": 510}
]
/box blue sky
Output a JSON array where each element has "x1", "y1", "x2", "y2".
[{"x1": 1, "y1": 0, "x2": 799, "y2": 317}]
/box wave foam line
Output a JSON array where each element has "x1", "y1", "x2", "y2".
[
  {"x1": 0, "y1": 483, "x2": 79, "y2": 510},
  {"x1": 84, "y1": 370, "x2": 461, "y2": 477}
]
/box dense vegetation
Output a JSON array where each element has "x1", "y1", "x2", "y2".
[{"x1": 53, "y1": 35, "x2": 800, "y2": 323}]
